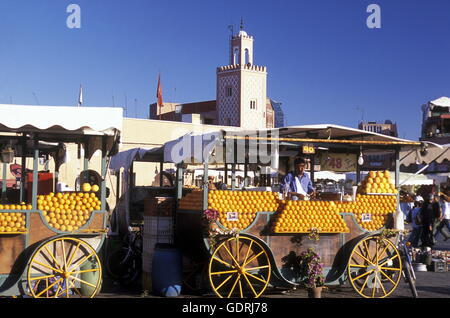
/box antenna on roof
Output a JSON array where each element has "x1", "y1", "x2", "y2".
[
  {"x1": 124, "y1": 93, "x2": 128, "y2": 117},
  {"x1": 32, "y1": 91, "x2": 40, "y2": 105},
  {"x1": 356, "y1": 106, "x2": 364, "y2": 124},
  {"x1": 134, "y1": 98, "x2": 138, "y2": 118},
  {"x1": 228, "y1": 24, "x2": 234, "y2": 64},
  {"x1": 77, "y1": 85, "x2": 83, "y2": 107}
]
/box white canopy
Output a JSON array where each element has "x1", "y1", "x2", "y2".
[
  {"x1": 161, "y1": 124, "x2": 425, "y2": 166},
  {"x1": 0, "y1": 104, "x2": 123, "y2": 158},
  {"x1": 314, "y1": 171, "x2": 346, "y2": 182},
  {"x1": 0, "y1": 104, "x2": 122, "y2": 135}
]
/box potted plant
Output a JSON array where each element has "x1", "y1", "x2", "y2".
[{"x1": 298, "y1": 247, "x2": 325, "y2": 298}]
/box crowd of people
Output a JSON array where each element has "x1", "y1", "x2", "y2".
[{"x1": 407, "y1": 189, "x2": 450, "y2": 249}]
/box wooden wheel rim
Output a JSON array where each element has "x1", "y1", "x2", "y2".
[
  {"x1": 208, "y1": 236, "x2": 271, "y2": 298},
  {"x1": 347, "y1": 236, "x2": 402, "y2": 298},
  {"x1": 27, "y1": 237, "x2": 102, "y2": 298}
]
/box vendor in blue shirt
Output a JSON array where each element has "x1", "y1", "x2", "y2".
[{"x1": 280, "y1": 157, "x2": 316, "y2": 200}]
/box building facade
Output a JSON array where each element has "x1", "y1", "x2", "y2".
[
  {"x1": 358, "y1": 120, "x2": 398, "y2": 137},
  {"x1": 149, "y1": 27, "x2": 282, "y2": 129},
  {"x1": 271, "y1": 100, "x2": 285, "y2": 128},
  {"x1": 420, "y1": 96, "x2": 450, "y2": 144},
  {"x1": 358, "y1": 120, "x2": 398, "y2": 170}
]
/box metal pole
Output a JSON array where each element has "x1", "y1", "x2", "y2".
[
  {"x1": 100, "y1": 136, "x2": 107, "y2": 212},
  {"x1": 356, "y1": 153, "x2": 361, "y2": 185},
  {"x1": 224, "y1": 164, "x2": 228, "y2": 186},
  {"x1": 244, "y1": 162, "x2": 248, "y2": 188},
  {"x1": 32, "y1": 139, "x2": 38, "y2": 209},
  {"x1": 20, "y1": 135, "x2": 27, "y2": 203},
  {"x1": 231, "y1": 164, "x2": 236, "y2": 190},
  {"x1": 203, "y1": 161, "x2": 209, "y2": 210},
  {"x1": 395, "y1": 148, "x2": 401, "y2": 213},
  {"x1": 1, "y1": 162, "x2": 7, "y2": 202},
  {"x1": 115, "y1": 168, "x2": 120, "y2": 207},
  {"x1": 83, "y1": 139, "x2": 89, "y2": 181},
  {"x1": 176, "y1": 163, "x2": 183, "y2": 201},
  {"x1": 159, "y1": 162, "x2": 163, "y2": 186},
  {"x1": 129, "y1": 161, "x2": 134, "y2": 225}
]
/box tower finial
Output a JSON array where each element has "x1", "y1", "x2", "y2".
[{"x1": 240, "y1": 17, "x2": 244, "y2": 31}]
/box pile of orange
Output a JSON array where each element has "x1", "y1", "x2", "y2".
[
  {"x1": 0, "y1": 212, "x2": 26, "y2": 233},
  {"x1": 208, "y1": 190, "x2": 279, "y2": 213},
  {"x1": 0, "y1": 203, "x2": 32, "y2": 211},
  {"x1": 272, "y1": 200, "x2": 349, "y2": 233},
  {"x1": 38, "y1": 192, "x2": 101, "y2": 232},
  {"x1": 179, "y1": 190, "x2": 280, "y2": 230},
  {"x1": 0, "y1": 203, "x2": 31, "y2": 233},
  {"x1": 336, "y1": 194, "x2": 396, "y2": 231},
  {"x1": 358, "y1": 170, "x2": 397, "y2": 194},
  {"x1": 178, "y1": 190, "x2": 204, "y2": 211},
  {"x1": 178, "y1": 187, "x2": 398, "y2": 233}
]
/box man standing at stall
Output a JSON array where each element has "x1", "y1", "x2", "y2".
[
  {"x1": 420, "y1": 194, "x2": 441, "y2": 248},
  {"x1": 436, "y1": 190, "x2": 450, "y2": 241},
  {"x1": 280, "y1": 157, "x2": 315, "y2": 200}
]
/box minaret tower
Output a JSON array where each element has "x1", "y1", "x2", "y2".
[{"x1": 216, "y1": 21, "x2": 268, "y2": 128}]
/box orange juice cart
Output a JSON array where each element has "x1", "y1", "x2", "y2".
[
  {"x1": 162, "y1": 126, "x2": 439, "y2": 298},
  {"x1": 0, "y1": 105, "x2": 122, "y2": 297}
]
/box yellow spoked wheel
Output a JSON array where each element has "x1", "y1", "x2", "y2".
[
  {"x1": 347, "y1": 236, "x2": 402, "y2": 298},
  {"x1": 27, "y1": 237, "x2": 102, "y2": 298},
  {"x1": 209, "y1": 235, "x2": 271, "y2": 298}
]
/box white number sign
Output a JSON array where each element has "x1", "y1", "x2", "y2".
[{"x1": 226, "y1": 212, "x2": 239, "y2": 222}]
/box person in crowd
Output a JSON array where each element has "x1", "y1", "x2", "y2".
[
  {"x1": 435, "y1": 190, "x2": 450, "y2": 241},
  {"x1": 420, "y1": 194, "x2": 441, "y2": 248},
  {"x1": 280, "y1": 157, "x2": 315, "y2": 200},
  {"x1": 208, "y1": 176, "x2": 217, "y2": 190},
  {"x1": 407, "y1": 195, "x2": 424, "y2": 248}
]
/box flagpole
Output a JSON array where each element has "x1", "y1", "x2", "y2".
[
  {"x1": 157, "y1": 74, "x2": 163, "y2": 121},
  {"x1": 78, "y1": 85, "x2": 83, "y2": 107}
]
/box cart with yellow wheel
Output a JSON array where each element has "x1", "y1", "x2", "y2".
[
  {"x1": 161, "y1": 126, "x2": 438, "y2": 298},
  {"x1": 0, "y1": 105, "x2": 122, "y2": 297},
  {"x1": 110, "y1": 126, "x2": 438, "y2": 298}
]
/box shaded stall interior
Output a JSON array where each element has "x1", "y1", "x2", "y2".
[{"x1": 0, "y1": 105, "x2": 122, "y2": 296}]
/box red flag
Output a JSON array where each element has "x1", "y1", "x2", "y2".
[{"x1": 157, "y1": 74, "x2": 163, "y2": 110}]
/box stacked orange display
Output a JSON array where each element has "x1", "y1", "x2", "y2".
[
  {"x1": 272, "y1": 200, "x2": 349, "y2": 233},
  {"x1": 207, "y1": 190, "x2": 279, "y2": 213},
  {"x1": 336, "y1": 194, "x2": 396, "y2": 231},
  {"x1": 358, "y1": 170, "x2": 397, "y2": 194},
  {"x1": 0, "y1": 203, "x2": 30, "y2": 233},
  {"x1": 38, "y1": 192, "x2": 101, "y2": 232},
  {"x1": 178, "y1": 187, "x2": 397, "y2": 233},
  {"x1": 208, "y1": 190, "x2": 279, "y2": 231},
  {"x1": 178, "y1": 190, "x2": 204, "y2": 211}
]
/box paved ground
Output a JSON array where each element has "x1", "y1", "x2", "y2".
[{"x1": 99, "y1": 237, "x2": 450, "y2": 299}]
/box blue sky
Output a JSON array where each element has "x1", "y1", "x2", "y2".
[{"x1": 0, "y1": 0, "x2": 449, "y2": 140}]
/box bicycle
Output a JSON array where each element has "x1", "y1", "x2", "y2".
[
  {"x1": 397, "y1": 230, "x2": 419, "y2": 298},
  {"x1": 106, "y1": 224, "x2": 143, "y2": 286}
]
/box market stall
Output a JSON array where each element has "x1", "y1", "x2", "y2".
[
  {"x1": 117, "y1": 124, "x2": 441, "y2": 298},
  {"x1": 0, "y1": 104, "x2": 122, "y2": 298}
]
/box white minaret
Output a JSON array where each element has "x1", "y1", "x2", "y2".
[{"x1": 216, "y1": 22, "x2": 267, "y2": 129}]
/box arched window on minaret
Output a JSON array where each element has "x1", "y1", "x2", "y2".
[
  {"x1": 244, "y1": 49, "x2": 250, "y2": 65},
  {"x1": 233, "y1": 48, "x2": 239, "y2": 65}
]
